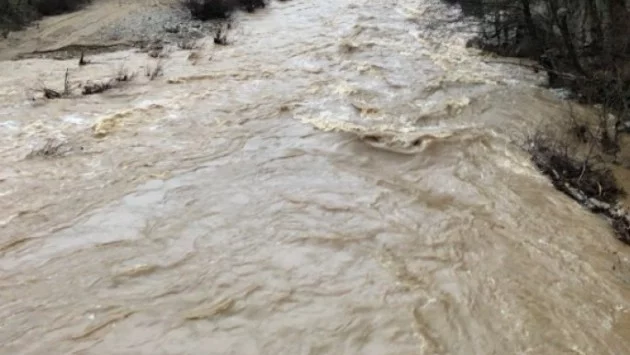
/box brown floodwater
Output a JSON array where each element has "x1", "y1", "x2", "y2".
[{"x1": 1, "y1": 0, "x2": 629, "y2": 354}]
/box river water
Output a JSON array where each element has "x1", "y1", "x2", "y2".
[{"x1": 1, "y1": 0, "x2": 629, "y2": 354}]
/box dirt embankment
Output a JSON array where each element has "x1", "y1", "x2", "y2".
[{"x1": 0, "y1": 0, "x2": 220, "y2": 61}]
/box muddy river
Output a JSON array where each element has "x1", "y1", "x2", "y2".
[{"x1": 1, "y1": 0, "x2": 629, "y2": 354}]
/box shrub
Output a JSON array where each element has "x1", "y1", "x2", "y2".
[
  {"x1": 0, "y1": 0, "x2": 91, "y2": 31},
  {"x1": 182, "y1": 0, "x2": 236, "y2": 20},
  {"x1": 526, "y1": 132, "x2": 630, "y2": 244},
  {"x1": 182, "y1": 0, "x2": 267, "y2": 21},
  {"x1": 32, "y1": 0, "x2": 92, "y2": 16}
]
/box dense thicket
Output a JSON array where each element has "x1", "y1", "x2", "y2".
[
  {"x1": 447, "y1": 0, "x2": 630, "y2": 147},
  {"x1": 182, "y1": 0, "x2": 267, "y2": 20},
  {"x1": 0, "y1": 0, "x2": 91, "y2": 34}
]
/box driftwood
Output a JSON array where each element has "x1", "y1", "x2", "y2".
[
  {"x1": 78, "y1": 51, "x2": 90, "y2": 66},
  {"x1": 82, "y1": 80, "x2": 112, "y2": 95},
  {"x1": 43, "y1": 88, "x2": 61, "y2": 99}
]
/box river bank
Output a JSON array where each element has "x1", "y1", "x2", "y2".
[
  {"x1": 441, "y1": 0, "x2": 630, "y2": 244},
  {"x1": 0, "y1": 0, "x2": 225, "y2": 61}
]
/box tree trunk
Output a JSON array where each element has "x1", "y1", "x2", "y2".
[
  {"x1": 607, "y1": 0, "x2": 629, "y2": 58},
  {"x1": 586, "y1": 0, "x2": 603, "y2": 50},
  {"x1": 519, "y1": 0, "x2": 538, "y2": 40}
]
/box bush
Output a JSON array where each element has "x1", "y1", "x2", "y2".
[
  {"x1": 182, "y1": 0, "x2": 267, "y2": 21},
  {"x1": 526, "y1": 133, "x2": 630, "y2": 244},
  {"x1": 0, "y1": 0, "x2": 91, "y2": 32},
  {"x1": 0, "y1": 0, "x2": 36, "y2": 31},
  {"x1": 182, "y1": 0, "x2": 234, "y2": 20},
  {"x1": 33, "y1": 0, "x2": 91, "y2": 16}
]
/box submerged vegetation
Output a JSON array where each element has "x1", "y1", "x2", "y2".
[
  {"x1": 527, "y1": 133, "x2": 630, "y2": 244},
  {"x1": 0, "y1": 0, "x2": 91, "y2": 33},
  {"x1": 38, "y1": 63, "x2": 139, "y2": 100}
]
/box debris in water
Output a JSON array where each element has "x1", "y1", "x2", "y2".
[
  {"x1": 40, "y1": 69, "x2": 72, "y2": 99},
  {"x1": 82, "y1": 67, "x2": 134, "y2": 95},
  {"x1": 82, "y1": 80, "x2": 113, "y2": 95},
  {"x1": 43, "y1": 88, "x2": 62, "y2": 99},
  {"x1": 213, "y1": 27, "x2": 228, "y2": 46},
  {"x1": 78, "y1": 51, "x2": 89, "y2": 66},
  {"x1": 26, "y1": 138, "x2": 70, "y2": 158}
]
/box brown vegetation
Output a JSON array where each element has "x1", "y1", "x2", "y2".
[{"x1": 526, "y1": 133, "x2": 630, "y2": 244}]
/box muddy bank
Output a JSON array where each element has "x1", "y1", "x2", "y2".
[
  {"x1": 0, "y1": 0, "x2": 286, "y2": 61},
  {"x1": 0, "y1": 0, "x2": 223, "y2": 61}
]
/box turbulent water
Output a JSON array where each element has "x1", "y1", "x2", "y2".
[{"x1": 1, "y1": 0, "x2": 630, "y2": 354}]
